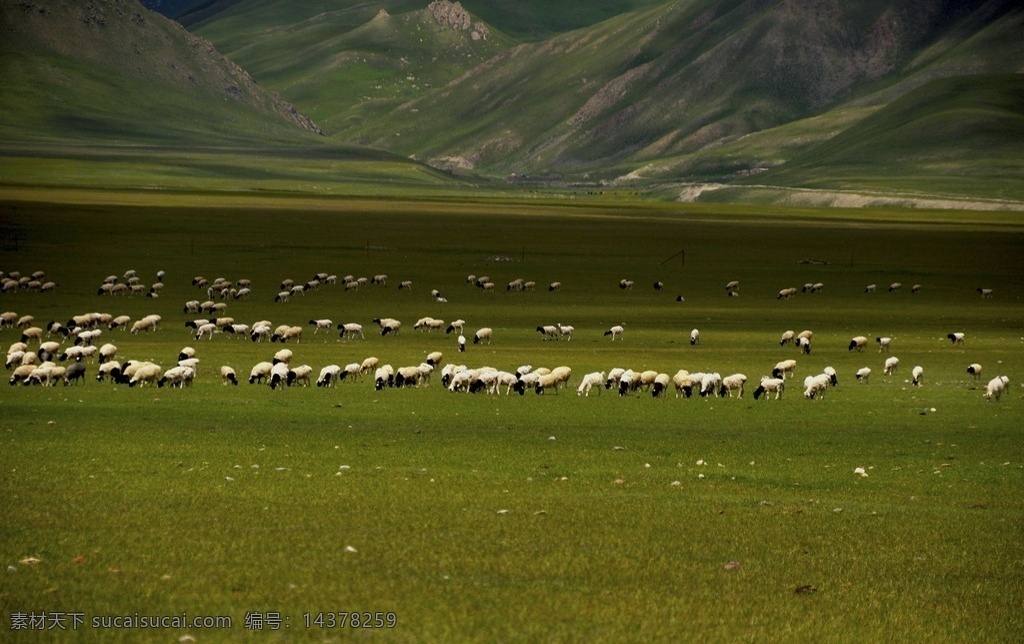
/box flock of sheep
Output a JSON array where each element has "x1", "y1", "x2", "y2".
[{"x1": 1, "y1": 269, "x2": 1012, "y2": 403}]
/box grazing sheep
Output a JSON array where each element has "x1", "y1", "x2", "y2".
[
  {"x1": 672, "y1": 370, "x2": 694, "y2": 398},
  {"x1": 271, "y1": 325, "x2": 303, "y2": 343},
  {"x1": 772, "y1": 359, "x2": 797, "y2": 380},
  {"x1": 272, "y1": 349, "x2": 293, "y2": 365},
  {"x1": 883, "y1": 356, "x2": 900, "y2": 376},
  {"x1": 604, "y1": 324, "x2": 625, "y2": 341},
  {"x1": 967, "y1": 363, "x2": 983, "y2": 382},
  {"x1": 977, "y1": 288, "x2": 993, "y2": 298},
  {"x1": 780, "y1": 330, "x2": 795, "y2": 346},
  {"x1": 650, "y1": 373, "x2": 672, "y2": 398},
  {"x1": 0, "y1": 311, "x2": 18, "y2": 329},
  {"x1": 446, "y1": 319, "x2": 466, "y2": 335},
  {"x1": 795, "y1": 336, "x2": 812, "y2": 354},
  {"x1": 617, "y1": 369, "x2": 641, "y2": 396},
  {"x1": 20, "y1": 327, "x2": 43, "y2": 344},
  {"x1": 248, "y1": 361, "x2": 274, "y2": 384},
  {"x1": 699, "y1": 372, "x2": 723, "y2": 397},
  {"x1": 458, "y1": 334, "x2": 466, "y2": 352},
  {"x1": 426, "y1": 351, "x2": 444, "y2": 367},
  {"x1": 912, "y1": 365, "x2": 924, "y2": 386},
  {"x1": 194, "y1": 322, "x2": 218, "y2": 341},
  {"x1": 10, "y1": 363, "x2": 37, "y2": 385},
  {"x1": 848, "y1": 336, "x2": 868, "y2": 352},
  {"x1": 287, "y1": 364, "x2": 314, "y2": 387},
  {"x1": 534, "y1": 366, "x2": 572, "y2": 394},
  {"x1": 777, "y1": 287, "x2": 798, "y2": 299},
  {"x1": 984, "y1": 375, "x2": 1009, "y2": 401},
  {"x1": 876, "y1": 337, "x2": 892, "y2": 352},
  {"x1": 268, "y1": 362, "x2": 291, "y2": 389},
  {"x1": 309, "y1": 318, "x2": 333, "y2": 334},
  {"x1": 221, "y1": 365, "x2": 238, "y2": 385},
  {"x1": 537, "y1": 325, "x2": 560, "y2": 341},
  {"x1": 604, "y1": 368, "x2": 626, "y2": 391},
  {"x1": 129, "y1": 362, "x2": 163, "y2": 387},
  {"x1": 337, "y1": 322, "x2": 364, "y2": 340},
  {"x1": 855, "y1": 367, "x2": 871, "y2": 383},
  {"x1": 373, "y1": 317, "x2": 402, "y2": 336},
  {"x1": 753, "y1": 377, "x2": 785, "y2": 400},
  {"x1": 360, "y1": 356, "x2": 380, "y2": 375},
  {"x1": 619, "y1": 279, "x2": 634, "y2": 291},
  {"x1": 803, "y1": 373, "x2": 832, "y2": 399},
  {"x1": 548, "y1": 281, "x2": 562, "y2": 292},
  {"x1": 911, "y1": 284, "x2": 922, "y2": 293},
  {"x1": 158, "y1": 365, "x2": 195, "y2": 388},
  {"x1": 414, "y1": 316, "x2": 445, "y2": 332},
  {"x1": 725, "y1": 280, "x2": 740, "y2": 293},
  {"x1": 577, "y1": 371, "x2": 605, "y2": 397},
  {"x1": 557, "y1": 323, "x2": 574, "y2": 341},
  {"x1": 947, "y1": 332, "x2": 965, "y2": 346},
  {"x1": 690, "y1": 328, "x2": 700, "y2": 345},
  {"x1": 473, "y1": 328, "x2": 493, "y2": 345},
  {"x1": 317, "y1": 364, "x2": 341, "y2": 387},
  {"x1": 96, "y1": 360, "x2": 122, "y2": 382},
  {"x1": 864, "y1": 284, "x2": 876, "y2": 293},
  {"x1": 61, "y1": 362, "x2": 86, "y2": 386},
  {"x1": 719, "y1": 373, "x2": 747, "y2": 398},
  {"x1": 889, "y1": 282, "x2": 902, "y2": 292},
  {"x1": 130, "y1": 314, "x2": 161, "y2": 334}
]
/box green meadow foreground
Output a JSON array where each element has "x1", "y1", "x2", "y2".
[{"x1": 1, "y1": 195, "x2": 1022, "y2": 641}]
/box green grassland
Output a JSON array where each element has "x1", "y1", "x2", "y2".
[{"x1": 1, "y1": 195, "x2": 1023, "y2": 641}]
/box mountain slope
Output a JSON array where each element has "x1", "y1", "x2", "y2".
[
  {"x1": 337, "y1": 0, "x2": 1023, "y2": 180},
  {"x1": 0, "y1": 0, "x2": 321, "y2": 146}
]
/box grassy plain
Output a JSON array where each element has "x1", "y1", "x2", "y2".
[{"x1": 1, "y1": 194, "x2": 1022, "y2": 641}]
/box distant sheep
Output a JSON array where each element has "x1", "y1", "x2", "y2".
[
  {"x1": 848, "y1": 336, "x2": 868, "y2": 352},
  {"x1": 536, "y1": 325, "x2": 559, "y2": 341},
  {"x1": 911, "y1": 365, "x2": 924, "y2": 386},
  {"x1": 577, "y1": 371, "x2": 605, "y2": 397},
  {"x1": 876, "y1": 337, "x2": 892, "y2": 352},
  {"x1": 534, "y1": 366, "x2": 572, "y2": 394},
  {"x1": 753, "y1": 377, "x2": 785, "y2": 400},
  {"x1": 984, "y1": 375, "x2": 1009, "y2": 402},
  {"x1": 446, "y1": 319, "x2": 466, "y2": 335},
  {"x1": 967, "y1": 363, "x2": 983, "y2": 382},
  {"x1": 780, "y1": 330, "x2": 795, "y2": 346},
  {"x1": 883, "y1": 356, "x2": 900, "y2": 376},
  {"x1": 719, "y1": 373, "x2": 747, "y2": 398},
  {"x1": 690, "y1": 328, "x2": 700, "y2": 346},
  {"x1": 557, "y1": 324, "x2": 574, "y2": 340},
  {"x1": 777, "y1": 287, "x2": 798, "y2": 299},
  {"x1": 863, "y1": 282, "x2": 875, "y2": 292},
  {"x1": 772, "y1": 359, "x2": 797, "y2": 380},
  {"x1": 248, "y1": 361, "x2": 273, "y2": 384},
  {"x1": 317, "y1": 364, "x2": 341, "y2": 387},
  {"x1": 604, "y1": 324, "x2": 624, "y2": 341},
  {"x1": 287, "y1": 364, "x2": 313, "y2": 387},
  {"x1": 889, "y1": 282, "x2": 902, "y2": 292},
  {"x1": 473, "y1": 328, "x2": 493, "y2": 345},
  {"x1": 337, "y1": 322, "x2": 364, "y2": 340},
  {"x1": 977, "y1": 288, "x2": 993, "y2": 298},
  {"x1": 309, "y1": 318, "x2": 333, "y2": 333},
  {"x1": 803, "y1": 373, "x2": 831, "y2": 399},
  {"x1": 947, "y1": 332, "x2": 965, "y2": 346},
  {"x1": 855, "y1": 367, "x2": 871, "y2": 383},
  {"x1": 221, "y1": 365, "x2": 238, "y2": 385},
  {"x1": 373, "y1": 317, "x2": 402, "y2": 336}
]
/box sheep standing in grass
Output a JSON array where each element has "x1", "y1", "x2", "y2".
[
  {"x1": 947, "y1": 332, "x2": 965, "y2": 346},
  {"x1": 374, "y1": 317, "x2": 402, "y2": 336},
  {"x1": 690, "y1": 328, "x2": 700, "y2": 345},
  {"x1": 317, "y1": 365, "x2": 341, "y2": 387},
  {"x1": 249, "y1": 361, "x2": 273, "y2": 384},
  {"x1": 129, "y1": 363, "x2": 163, "y2": 387},
  {"x1": 557, "y1": 324, "x2": 574, "y2": 341},
  {"x1": 967, "y1": 363, "x2": 983, "y2": 382},
  {"x1": 876, "y1": 337, "x2": 892, "y2": 352},
  {"x1": 577, "y1": 372, "x2": 605, "y2": 397},
  {"x1": 856, "y1": 367, "x2": 871, "y2": 383},
  {"x1": 338, "y1": 323, "x2": 364, "y2": 340},
  {"x1": 374, "y1": 365, "x2": 394, "y2": 390},
  {"x1": 772, "y1": 359, "x2": 797, "y2": 380},
  {"x1": 604, "y1": 324, "x2": 624, "y2": 340},
  {"x1": 287, "y1": 365, "x2": 314, "y2": 387},
  {"x1": 537, "y1": 325, "x2": 560, "y2": 341},
  {"x1": 912, "y1": 365, "x2": 924, "y2": 386},
  {"x1": 719, "y1": 374, "x2": 747, "y2": 398},
  {"x1": 309, "y1": 319, "x2": 333, "y2": 334},
  {"x1": 534, "y1": 366, "x2": 572, "y2": 394},
  {"x1": 984, "y1": 376, "x2": 1009, "y2": 401},
  {"x1": 672, "y1": 370, "x2": 693, "y2": 398},
  {"x1": 473, "y1": 328, "x2": 493, "y2": 345},
  {"x1": 221, "y1": 366, "x2": 238, "y2": 385},
  {"x1": 780, "y1": 330, "x2": 795, "y2": 346},
  {"x1": 753, "y1": 377, "x2": 785, "y2": 400},
  {"x1": 977, "y1": 288, "x2": 993, "y2": 298},
  {"x1": 883, "y1": 356, "x2": 900, "y2": 376},
  {"x1": 848, "y1": 336, "x2": 868, "y2": 351},
  {"x1": 803, "y1": 373, "x2": 832, "y2": 399}
]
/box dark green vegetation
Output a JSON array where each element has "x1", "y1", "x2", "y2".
[
  {"x1": 4, "y1": 1, "x2": 1024, "y2": 204},
  {"x1": 2, "y1": 196, "x2": 1022, "y2": 640}
]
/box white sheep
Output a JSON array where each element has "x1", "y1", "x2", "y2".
[
  {"x1": 604, "y1": 324, "x2": 624, "y2": 340},
  {"x1": 414, "y1": 317, "x2": 445, "y2": 332},
  {"x1": 947, "y1": 332, "x2": 965, "y2": 346},
  {"x1": 271, "y1": 325, "x2": 303, "y2": 343},
  {"x1": 855, "y1": 367, "x2": 871, "y2": 383},
  {"x1": 548, "y1": 281, "x2": 562, "y2": 292},
  {"x1": 577, "y1": 371, "x2": 605, "y2": 397},
  {"x1": 605, "y1": 368, "x2": 626, "y2": 391},
  {"x1": 96, "y1": 360, "x2": 122, "y2": 382},
  {"x1": 672, "y1": 370, "x2": 694, "y2": 398},
  {"x1": 984, "y1": 375, "x2": 1009, "y2": 402},
  {"x1": 876, "y1": 336, "x2": 892, "y2": 352},
  {"x1": 248, "y1": 361, "x2": 274, "y2": 384},
  {"x1": 272, "y1": 349, "x2": 293, "y2": 365},
  {"x1": 883, "y1": 356, "x2": 900, "y2": 376},
  {"x1": 753, "y1": 377, "x2": 785, "y2": 400},
  {"x1": 864, "y1": 283, "x2": 877, "y2": 293},
  {"x1": 780, "y1": 330, "x2": 795, "y2": 346},
  {"x1": 690, "y1": 328, "x2": 700, "y2": 345},
  {"x1": 557, "y1": 324, "x2": 574, "y2": 341},
  {"x1": 911, "y1": 365, "x2": 924, "y2": 386},
  {"x1": 158, "y1": 365, "x2": 195, "y2": 388},
  {"x1": 374, "y1": 365, "x2": 395, "y2": 390},
  {"x1": 107, "y1": 315, "x2": 132, "y2": 331},
  {"x1": 195, "y1": 322, "x2": 218, "y2": 341},
  {"x1": 889, "y1": 282, "x2": 902, "y2": 292},
  {"x1": 777, "y1": 287, "x2": 798, "y2": 299},
  {"x1": 772, "y1": 359, "x2": 797, "y2": 380},
  {"x1": 534, "y1": 366, "x2": 572, "y2": 394},
  {"x1": 458, "y1": 334, "x2": 466, "y2": 352},
  {"x1": 720, "y1": 373, "x2": 747, "y2": 398},
  {"x1": 977, "y1": 288, "x2": 993, "y2": 298},
  {"x1": 803, "y1": 373, "x2": 831, "y2": 399},
  {"x1": 373, "y1": 317, "x2": 402, "y2": 336},
  {"x1": 339, "y1": 363, "x2": 362, "y2": 382},
  {"x1": 473, "y1": 327, "x2": 493, "y2": 345},
  {"x1": 317, "y1": 364, "x2": 341, "y2": 387},
  {"x1": 268, "y1": 362, "x2": 291, "y2": 389},
  {"x1": 287, "y1": 364, "x2": 314, "y2": 387},
  {"x1": 426, "y1": 351, "x2": 444, "y2": 367},
  {"x1": 651, "y1": 373, "x2": 673, "y2": 398},
  {"x1": 129, "y1": 362, "x2": 163, "y2": 387},
  {"x1": 221, "y1": 365, "x2": 238, "y2": 385},
  {"x1": 337, "y1": 322, "x2": 364, "y2": 340},
  {"x1": 699, "y1": 372, "x2": 723, "y2": 397},
  {"x1": 967, "y1": 363, "x2": 983, "y2": 382},
  {"x1": 446, "y1": 319, "x2": 466, "y2": 334},
  {"x1": 725, "y1": 280, "x2": 740, "y2": 293},
  {"x1": 308, "y1": 318, "x2": 333, "y2": 334},
  {"x1": 848, "y1": 336, "x2": 868, "y2": 351},
  {"x1": 617, "y1": 369, "x2": 639, "y2": 396},
  {"x1": 536, "y1": 325, "x2": 560, "y2": 341},
  {"x1": 360, "y1": 356, "x2": 380, "y2": 375}
]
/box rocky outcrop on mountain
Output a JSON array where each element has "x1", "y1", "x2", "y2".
[{"x1": 428, "y1": 0, "x2": 490, "y2": 40}]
